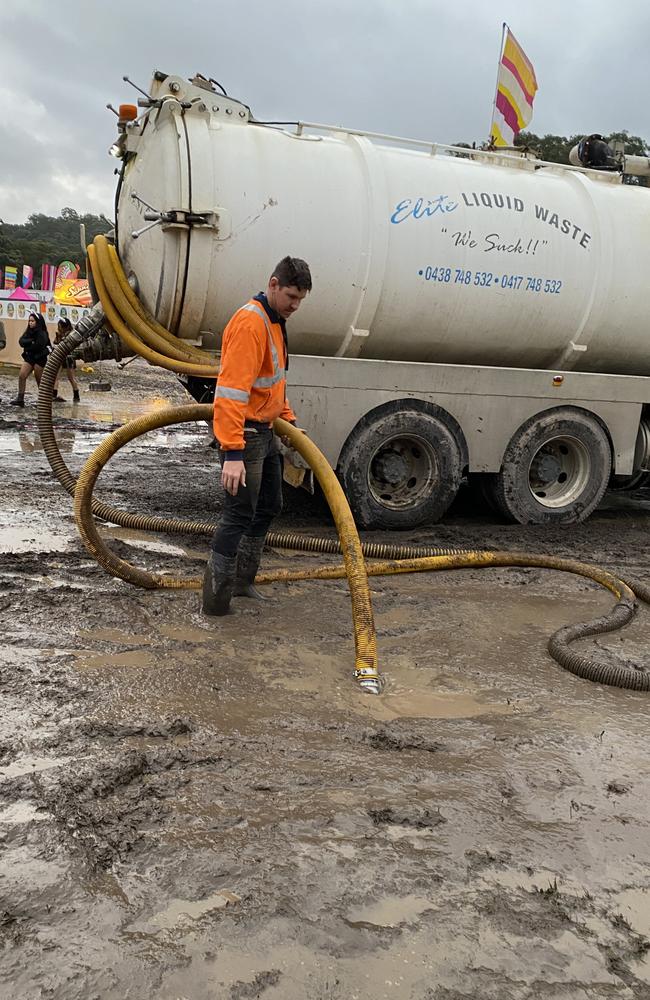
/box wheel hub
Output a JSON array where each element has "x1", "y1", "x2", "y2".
[
  {"x1": 528, "y1": 435, "x2": 591, "y2": 507},
  {"x1": 372, "y1": 449, "x2": 408, "y2": 486},
  {"x1": 368, "y1": 434, "x2": 438, "y2": 510},
  {"x1": 530, "y1": 452, "x2": 562, "y2": 485}
]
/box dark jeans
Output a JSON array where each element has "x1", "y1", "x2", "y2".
[{"x1": 211, "y1": 429, "x2": 283, "y2": 557}]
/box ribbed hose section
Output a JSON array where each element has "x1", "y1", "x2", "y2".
[
  {"x1": 37, "y1": 335, "x2": 219, "y2": 532},
  {"x1": 266, "y1": 531, "x2": 469, "y2": 559},
  {"x1": 74, "y1": 409, "x2": 204, "y2": 589},
  {"x1": 255, "y1": 551, "x2": 647, "y2": 691},
  {"x1": 74, "y1": 406, "x2": 380, "y2": 694},
  {"x1": 627, "y1": 578, "x2": 650, "y2": 605},
  {"x1": 258, "y1": 550, "x2": 635, "y2": 599},
  {"x1": 38, "y1": 333, "x2": 86, "y2": 496},
  {"x1": 548, "y1": 601, "x2": 647, "y2": 689}
]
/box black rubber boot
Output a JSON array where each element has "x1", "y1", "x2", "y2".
[
  {"x1": 9, "y1": 396, "x2": 25, "y2": 407},
  {"x1": 202, "y1": 552, "x2": 236, "y2": 616},
  {"x1": 73, "y1": 389, "x2": 80, "y2": 402},
  {"x1": 233, "y1": 535, "x2": 268, "y2": 600},
  {"x1": 52, "y1": 390, "x2": 66, "y2": 403}
]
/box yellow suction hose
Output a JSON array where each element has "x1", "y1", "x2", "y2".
[
  {"x1": 74, "y1": 407, "x2": 380, "y2": 693},
  {"x1": 105, "y1": 242, "x2": 209, "y2": 363},
  {"x1": 88, "y1": 241, "x2": 220, "y2": 378},
  {"x1": 72, "y1": 404, "x2": 649, "y2": 691},
  {"x1": 72, "y1": 236, "x2": 650, "y2": 694}
]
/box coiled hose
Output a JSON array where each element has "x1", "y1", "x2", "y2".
[
  {"x1": 73, "y1": 407, "x2": 379, "y2": 692},
  {"x1": 71, "y1": 402, "x2": 650, "y2": 692},
  {"x1": 36, "y1": 235, "x2": 650, "y2": 693}
]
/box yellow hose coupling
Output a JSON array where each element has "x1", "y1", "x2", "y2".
[{"x1": 354, "y1": 666, "x2": 381, "y2": 695}]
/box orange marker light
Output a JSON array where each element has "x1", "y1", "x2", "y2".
[{"x1": 118, "y1": 104, "x2": 138, "y2": 121}]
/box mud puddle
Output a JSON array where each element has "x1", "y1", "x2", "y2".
[
  {"x1": 346, "y1": 894, "x2": 434, "y2": 928},
  {"x1": 0, "y1": 522, "x2": 73, "y2": 553},
  {"x1": 104, "y1": 526, "x2": 210, "y2": 560},
  {"x1": 0, "y1": 753, "x2": 77, "y2": 779},
  {"x1": 0, "y1": 426, "x2": 203, "y2": 455},
  {"x1": 2, "y1": 362, "x2": 650, "y2": 998}
]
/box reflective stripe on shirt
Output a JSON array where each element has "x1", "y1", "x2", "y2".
[
  {"x1": 216, "y1": 385, "x2": 250, "y2": 403},
  {"x1": 239, "y1": 303, "x2": 285, "y2": 388}
]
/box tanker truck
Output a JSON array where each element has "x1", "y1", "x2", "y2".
[{"x1": 105, "y1": 70, "x2": 650, "y2": 528}]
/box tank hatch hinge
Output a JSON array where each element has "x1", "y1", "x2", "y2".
[{"x1": 129, "y1": 191, "x2": 223, "y2": 239}]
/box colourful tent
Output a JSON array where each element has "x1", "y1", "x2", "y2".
[{"x1": 8, "y1": 286, "x2": 38, "y2": 301}]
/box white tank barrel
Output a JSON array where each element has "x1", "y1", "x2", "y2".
[{"x1": 117, "y1": 74, "x2": 650, "y2": 376}]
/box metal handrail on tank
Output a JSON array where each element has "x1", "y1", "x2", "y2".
[{"x1": 264, "y1": 120, "x2": 626, "y2": 181}]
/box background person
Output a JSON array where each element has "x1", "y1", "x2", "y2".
[
  {"x1": 203, "y1": 256, "x2": 312, "y2": 616},
  {"x1": 52, "y1": 317, "x2": 80, "y2": 402},
  {"x1": 10, "y1": 312, "x2": 51, "y2": 407}
]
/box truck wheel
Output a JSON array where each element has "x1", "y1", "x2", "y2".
[
  {"x1": 493, "y1": 409, "x2": 611, "y2": 524},
  {"x1": 338, "y1": 409, "x2": 462, "y2": 529}
]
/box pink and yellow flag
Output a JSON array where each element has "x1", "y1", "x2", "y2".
[{"x1": 491, "y1": 26, "x2": 538, "y2": 147}]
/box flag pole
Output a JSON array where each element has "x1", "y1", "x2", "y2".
[{"x1": 489, "y1": 21, "x2": 507, "y2": 146}]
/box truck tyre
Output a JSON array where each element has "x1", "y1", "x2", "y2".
[
  {"x1": 493, "y1": 408, "x2": 611, "y2": 524},
  {"x1": 338, "y1": 408, "x2": 462, "y2": 529}
]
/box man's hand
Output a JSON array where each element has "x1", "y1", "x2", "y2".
[
  {"x1": 280, "y1": 426, "x2": 308, "y2": 448},
  {"x1": 221, "y1": 459, "x2": 246, "y2": 496}
]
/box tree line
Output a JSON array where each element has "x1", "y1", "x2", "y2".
[
  {"x1": 453, "y1": 129, "x2": 649, "y2": 168},
  {"x1": 0, "y1": 208, "x2": 112, "y2": 284},
  {"x1": 514, "y1": 129, "x2": 648, "y2": 164}
]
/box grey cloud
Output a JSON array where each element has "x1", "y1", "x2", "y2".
[{"x1": 1, "y1": 0, "x2": 649, "y2": 221}]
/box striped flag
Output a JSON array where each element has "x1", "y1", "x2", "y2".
[
  {"x1": 4, "y1": 265, "x2": 17, "y2": 290},
  {"x1": 491, "y1": 26, "x2": 538, "y2": 147},
  {"x1": 22, "y1": 265, "x2": 34, "y2": 288}
]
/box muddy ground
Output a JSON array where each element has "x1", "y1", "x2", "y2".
[{"x1": 1, "y1": 362, "x2": 650, "y2": 1000}]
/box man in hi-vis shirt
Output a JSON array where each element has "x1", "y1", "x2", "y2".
[{"x1": 203, "y1": 256, "x2": 312, "y2": 616}]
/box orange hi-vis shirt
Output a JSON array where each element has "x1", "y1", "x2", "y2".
[{"x1": 213, "y1": 295, "x2": 296, "y2": 458}]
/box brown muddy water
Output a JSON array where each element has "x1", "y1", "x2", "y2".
[{"x1": 1, "y1": 363, "x2": 650, "y2": 999}]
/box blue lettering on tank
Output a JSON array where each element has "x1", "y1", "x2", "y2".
[{"x1": 390, "y1": 195, "x2": 459, "y2": 224}]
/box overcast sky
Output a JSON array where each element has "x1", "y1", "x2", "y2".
[{"x1": 0, "y1": 0, "x2": 648, "y2": 223}]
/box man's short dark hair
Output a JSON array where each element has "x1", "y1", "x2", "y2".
[{"x1": 272, "y1": 256, "x2": 312, "y2": 291}]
